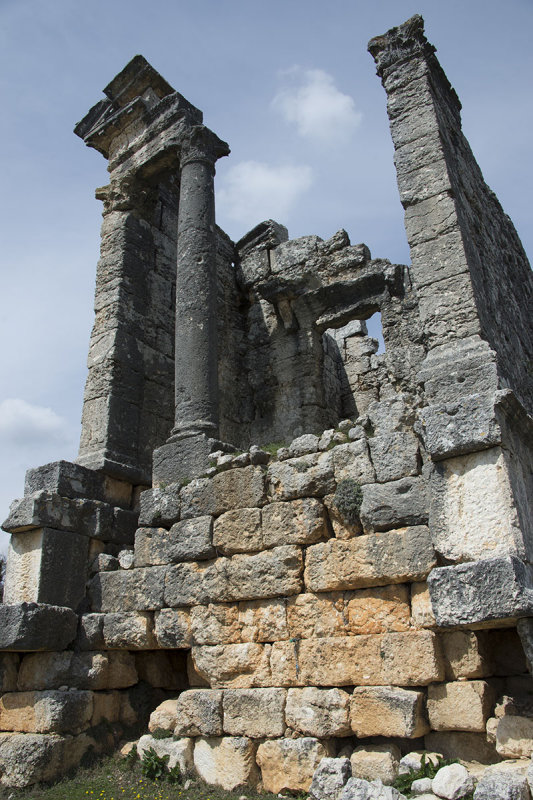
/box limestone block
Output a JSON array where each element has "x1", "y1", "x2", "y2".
[
  {"x1": 424, "y1": 732, "x2": 500, "y2": 764},
  {"x1": 419, "y1": 394, "x2": 502, "y2": 462},
  {"x1": 4, "y1": 527, "x2": 89, "y2": 611},
  {"x1": 0, "y1": 731, "x2": 92, "y2": 788},
  {"x1": 350, "y1": 744, "x2": 401, "y2": 785},
  {"x1": 213, "y1": 508, "x2": 262, "y2": 554},
  {"x1": 411, "y1": 582, "x2": 436, "y2": 628},
  {"x1": 309, "y1": 757, "x2": 352, "y2": 800},
  {"x1": 0, "y1": 690, "x2": 93, "y2": 734},
  {"x1": 193, "y1": 736, "x2": 259, "y2": 790},
  {"x1": 262, "y1": 498, "x2": 329, "y2": 548},
  {"x1": 438, "y1": 631, "x2": 491, "y2": 680},
  {"x1": 432, "y1": 764, "x2": 474, "y2": 800},
  {"x1": 287, "y1": 592, "x2": 346, "y2": 639},
  {"x1": 496, "y1": 716, "x2": 533, "y2": 758},
  {"x1": 174, "y1": 689, "x2": 223, "y2": 736},
  {"x1": 430, "y1": 448, "x2": 523, "y2": 563},
  {"x1": 0, "y1": 655, "x2": 19, "y2": 692},
  {"x1": 2, "y1": 492, "x2": 112, "y2": 538},
  {"x1": 137, "y1": 734, "x2": 194, "y2": 772},
  {"x1": 24, "y1": 460, "x2": 104, "y2": 503},
  {"x1": 89, "y1": 567, "x2": 166, "y2": 612},
  {"x1": 410, "y1": 777, "x2": 433, "y2": 795},
  {"x1": 148, "y1": 699, "x2": 179, "y2": 732},
  {"x1": 192, "y1": 643, "x2": 271, "y2": 688},
  {"x1": 102, "y1": 612, "x2": 156, "y2": 649},
  {"x1": 135, "y1": 518, "x2": 214, "y2": 566},
  {"x1": 368, "y1": 432, "x2": 420, "y2": 483},
  {"x1": 474, "y1": 769, "x2": 530, "y2": 800},
  {"x1": 16, "y1": 651, "x2": 131, "y2": 691},
  {"x1": 0, "y1": 603, "x2": 77, "y2": 651},
  {"x1": 257, "y1": 737, "x2": 334, "y2": 793},
  {"x1": 267, "y1": 452, "x2": 335, "y2": 500},
  {"x1": 271, "y1": 632, "x2": 442, "y2": 687},
  {"x1": 332, "y1": 441, "x2": 375, "y2": 485},
  {"x1": 190, "y1": 604, "x2": 239, "y2": 645},
  {"x1": 351, "y1": 686, "x2": 429, "y2": 738},
  {"x1": 380, "y1": 631, "x2": 444, "y2": 685},
  {"x1": 164, "y1": 546, "x2": 303, "y2": 606},
  {"x1": 138, "y1": 485, "x2": 181, "y2": 527},
  {"x1": 238, "y1": 598, "x2": 288, "y2": 642},
  {"x1": 427, "y1": 681, "x2": 495, "y2": 732},
  {"x1": 360, "y1": 478, "x2": 428, "y2": 532},
  {"x1": 154, "y1": 608, "x2": 192, "y2": 648},
  {"x1": 427, "y1": 557, "x2": 533, "y2": 627},
  {"x1": 180, "y1": 466, "x2": 266, "y2": 519},
  {"x1": 91, "y1": 691, "x2": 120, "y2": 726},
  {"x1": 285, "y1": 688, "x2": 351, "y2": 737},
  {"x1": 345, "y1": 585, "x2": 411, "y2": 634},
  {"x1": 304, "y1": 527, "x2": 435, "y2": 592},
  {"x1": 223, "y1": 688, "x2": 286, "y2": 737}
]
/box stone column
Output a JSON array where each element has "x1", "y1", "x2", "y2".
[
  {"x1": 173, "y1": 127, "x2": 220, "y2": 438},
  {"x1": 153, "y1": 127, "x2": 230, "y2": 486}
]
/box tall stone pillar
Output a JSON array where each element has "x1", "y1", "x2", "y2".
[{"x1": 152, "y1": 127, "x2": 230, "y2": 486}]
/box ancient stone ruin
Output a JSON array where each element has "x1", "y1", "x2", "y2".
[{"x1": 0, "y1": 13, "x2": 532, "y2": 793}]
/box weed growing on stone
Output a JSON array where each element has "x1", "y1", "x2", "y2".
[
  {"x1": 393, "y1": 753, "x2": 458, "y2": 796},
  {"x1": 261, "y1": 441, "x2": 287, "y2": 456},
  {"x1": 333, "y1": 478, "x2": 363, "y2": 524}
]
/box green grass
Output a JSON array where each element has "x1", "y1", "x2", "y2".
[{"x1": 0, "y1": 755, "x2": 276, "y2": 800}]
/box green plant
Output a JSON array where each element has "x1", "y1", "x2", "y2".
[
  {"x1": 151, "y1": 728, "x2": 173, "y2": 739},
  {"x1": 291, "y1": 460, "x2": 308, "y2": 473},
  {"x1": 167, "y1": 763, "x2": 181, "y2": 784},
  {"x1": 140, "y1": 747, "x2": 169, "y2": 781},
  {"x1": 393, "y1": 753, "x2": 458, "y2": 796},
  {"x1": 123, "y1": 746, "x2": 138, "y2": 767},
  {"x1": 262, "y1": 441, "x2": 287, "y2": 456},
  {"x1": 333, "y1": 478, "x2": 363, "y2": 524}
]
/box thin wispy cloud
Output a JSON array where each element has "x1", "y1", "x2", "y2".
[
  {"x1": 272, "y1": 67, "x2": 362, "y2": 144},
  {"x1": 217, "y1": 160, "x2": 313, "y2": 231},
  {"x1": 0, "y1": 398, "x2": 73, "y2": 448}
]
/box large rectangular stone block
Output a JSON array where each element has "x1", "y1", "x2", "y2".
[
  {"x1": 304, "y1": 526, "x2": 435, "y2": 592},
  {"x1": 174, "y1": 689, "x2": 223, "y2": 736},
  {"x1": 286, "y1": 593, "x2": 345, "y2": 639},
  {"x1": 135, "y1": 516, "x2": 214, "y2": 566},
  {"x1": 0, "y1": 604, "x2": 77, "y2": 652},
  {"x1": 286, "y1": 687, "x2": 351, "y2": 737},
  {"x1": 427, "y1": 556, "x2": 533, "y2": 627},
  {"x1": 223, "y1": 688, "x2": 287, "y2": 737},
  {"x1": 261, "y1": 499, "x2": 328, "y2": 548},
  {"x1": 429, "y1": 447, "x2": 525, "y2": 563},
  {"x1": 17, "y1": 651, "x2": 137, "y2": 691},
  {"x1": 351, "y1": 686, "x2": 429, "y2": 738},
  {"x1": 270, "y1": 631, "x2": 443, "y2": 687},
  {"x1": 238, "y1": 598, "x2": 289, "y2": 642},
  {"x1": 256, "y1": 737, "x2": 333, "y2": 794},
  {"x1": 89, "y1": 567, "x2": 166, "y2": 612},
  {"x1": 267, "y1": 452, "x2": 335, "y2": 500},
  {"x1": 102, "y1": 612, "x2": 157, "y2": 649},
  {"x1": 0, "y1": 690, "x2": 93, "y2": 734},
  {"x1": 213, "y1": 508, "x2": 262, "y2": 555},
  {"x1": 345, "y1": 585, "x2": 411, "y2": 634},
  {"x1": 193, "y1": 736, "x2": 259, "y2": 791},
  {"x1": 180, "y1": 466, "x2": 266, "y2": 519},
  {"x1": 164, "y1": 546, "x2": 303, "y2": 606},
  {"x1": 24, "y1": 461, "x2": 105, "y2": 503},
  {"x1": 191, "y1": 643, "x2": 272, "y2": 689},
  {"x1": 4, "y1": 528, "x2": 89, "y2": 610},
  {"x1": 190, "y1": 604, "x2": 240, "y2": 645},
  {"x1": 360, "y1": 478, "x2": 428, "y2": 532},
  {"x1": 427, "y1": 680, "x2": 495, "y2": 732}
]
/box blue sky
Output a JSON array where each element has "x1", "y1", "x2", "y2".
[{"x1": 0, "y1": 0, "x2": 532, "y2": 550}]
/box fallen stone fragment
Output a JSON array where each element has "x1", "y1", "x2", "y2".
[
  {"x1": 309, "y1": 756, "x2": 352, "y2": 800},
  {"x1": 432, "y1": 764, "x2": 474, "y2": 800},
  {"x1": 473, "y1": 769, "x2": 529, "y2": 800}
]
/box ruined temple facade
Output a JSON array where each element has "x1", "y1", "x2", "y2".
[{"x1": 0, "y1": 14, "x2": 532, "y2": 791}]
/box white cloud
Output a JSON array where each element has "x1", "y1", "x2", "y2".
[
  {"x1": 217, "y1": 160, "x2": 313, "y2": 230},
  {"x1": 272, "y1": 67, "x2": 362, "y2": 143},
  {"x1": 0, "y1": 398, "x2": 73, "y2": 448}
]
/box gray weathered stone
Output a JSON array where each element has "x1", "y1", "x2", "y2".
[
  {"x1": 0, "y1": 604, "x2": 77, "y2": 651},
  {"x1": 174, "y1": 689, "x2": 223, "y2": 736},
  {"x1": 135, "y1": 517, "x2": 214, "y2": 565},
  {"x1": 138, "y1": 485, "x2": 181, "y2": 528},
  {"x1": 428, "y1": 557, "x2": 533, "y2": 627},
  {"x1": 309, "y1": 757, "x2": 352, "y2": 800},
  {"x1": 360, "y1": 478, "x2": 428, "y2": 532},
  {"x1": 24, "y1": 460, "x2": 105, "y2": 503},
  {"x1": 89, "y1": 567, "x2": 166, "y2": 612},
  {"x1": 474, "y1": 770, "x2": 529, "y2": 800},
  {"x1": 223, "y1": 688, "x2": 287, "y2": 737}
]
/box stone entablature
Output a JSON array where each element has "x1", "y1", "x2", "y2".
[{"x1": 0, "y1": 12, "x2": 532, "y2": 792}]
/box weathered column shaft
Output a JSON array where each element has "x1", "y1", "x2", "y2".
[{"x1": 173, "y1": 145, "x2": 219, "y2": 437}]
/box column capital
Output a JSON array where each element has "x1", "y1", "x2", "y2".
[
  {"x1": 179, "y1": 125, "x2": 230, "y2": 170},
  {"x1": 368, "y1": 14, "x2": 435, "y2": 77}
]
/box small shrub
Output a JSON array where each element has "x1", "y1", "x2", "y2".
[
  {"x1": 333, "y1": 478, "x2": 363, "y2": 524},
  {"x1": 393, "y1": 753, "x2": 458, "y2": 795},
  {"x1": 262, "y1": 441, "x2": 287, "y2": 456},
  {"x1": 140, "y1": 747, "x2": 169, "y2": 781},
  {"x1": 151, "y1": 728, "x2": 173, "y2": 740}
]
